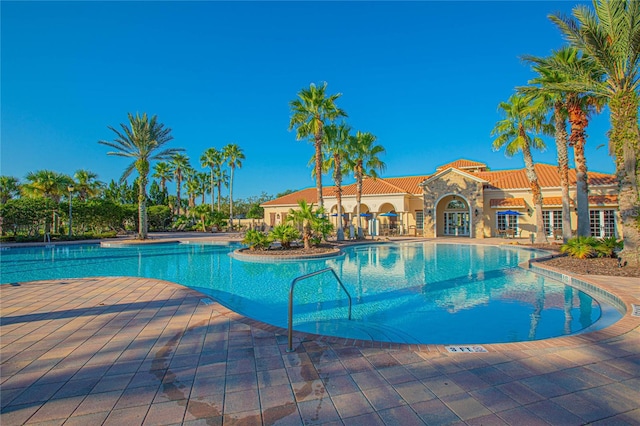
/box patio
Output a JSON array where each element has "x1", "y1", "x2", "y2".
[{"x1": 1, "y1": 239, "x2": 639, "y2": 425}]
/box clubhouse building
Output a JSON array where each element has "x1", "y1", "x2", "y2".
[{"x1": 261, "y1": 159, "x2": 620, "y2": 239}]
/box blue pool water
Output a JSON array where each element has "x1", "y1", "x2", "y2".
[{"x1": 0, "y1": 242, "x2": 622, "y2": 344}]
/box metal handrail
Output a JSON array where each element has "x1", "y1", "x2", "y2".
[{"x1": 287, "y1": 267, "x2": 352, "y2": 352}]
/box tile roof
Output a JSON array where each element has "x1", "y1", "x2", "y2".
[
  {"x1": 589, "y1": 195, "x2": 618, "y2": 206},
  {"x1": 436, "y1": 159, "x2": 487, "y2": 171},
  {"x1": 479, "y1": 164, "x2": 616, "y2": 189},
  {"x1": 261, "y1": 159, "x2": 617, "y2": 207}
]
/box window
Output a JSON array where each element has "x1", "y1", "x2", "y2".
[
  {"x1": 415, "y1": 210, "x2": 424, "y2": 230},
  {"x1": 497, "y1": 215, "x2": 518, "y2": 231},
  {"x1": 542, "y1": 210, "x2": 562, "y2": 236},
  {"x1": 590, "y1": 209, "x2": 616, "y2": 238},
  {"x1": 446, "y1": 199, "x2": 466, "y2": 210}
]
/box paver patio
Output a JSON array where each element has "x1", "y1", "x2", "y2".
[{"x1": 1, "y1": 238, "x2": 639, "y2": 425}]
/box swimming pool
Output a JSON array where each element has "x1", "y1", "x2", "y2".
[{"x1": 0, "y1": 241, "x2": 623, "y2": 344}]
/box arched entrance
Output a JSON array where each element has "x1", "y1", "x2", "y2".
[{"x1": 439, "y1": 195, "x2": 470, "y2": 237}]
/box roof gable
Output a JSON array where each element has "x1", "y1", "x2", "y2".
[{"x1": 420, "y1": 167, "x2": 488, "y2": 186}]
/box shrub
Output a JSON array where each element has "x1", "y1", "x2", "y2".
[
  {"x1": 560, "y1": 236, "x2": 599, "y2": 259},
  {"x1": 269, "y1": 224, "x2": 300, "y2": 249},
  {"x1": 242, "y1": 229, "x2": 271, "y2": 251},
  {"x1": 594, "y1": 236, "x2": 623, "y2": 258}
]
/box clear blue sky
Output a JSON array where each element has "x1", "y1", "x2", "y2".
[{"x1": 2, "y1": 1, "x2": 613, "y2": 200}]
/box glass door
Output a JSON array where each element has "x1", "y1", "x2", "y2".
[{"x1": 444, "y1": 212, "x2": 470, "y2": 236}]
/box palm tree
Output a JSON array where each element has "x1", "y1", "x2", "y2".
[
  {"x1": 73, "y1": 169, "x2": 104, "y2": 201},
  {"x1": 152, "y1": 161, "x2": 173, "y2": 194},
  {"x1": 197, "y1": 172, "x2": 209, "y2": 205},
  {"x1": 287, "y1": 200, "x2": 318, "y2": 250},
  {"x1": 0, "y1": 176, "x2": 21, "y2": 204},
  {"x1": 201, "y1": 147, "x2": 223, "y2": 212},
  {"x1": 22, "y1": 170, "x2": 73, "y2": 235},
  {"x1": 520, "y1": 52, "x2": 572, "y2": 242},
  {"x1": 170, "y1": 153, "x2": 191, "y2": 216},
  {"x1": 347, "y1": 131, "x2": 386, "y2": 239},
  {"x1": 324, "y1": 122, "x2": 352, "y2": 241},
  {"x1": 549, "y1": 0, "x2": 640, "y2": 266},
  {"x1": 184, "y1": 167, "x2": 199, "y2": 210},
  {"x1": 99, "y1": 113, "x2": 180, "y2": 239},
  {"x1": 288, "y1": 82, "x2": 347, "y2": 211},
  {"x1": 491, "y1": 94, "x2": 553, "y2": 243},
  {"x1": 222, "y1": 143, "x2": 245, "y2": 229},
  {"x1": 213, "y1": 167, "x2": 229, "y2": 212}
]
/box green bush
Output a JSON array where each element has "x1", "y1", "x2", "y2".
[
  {"x1": 269, "y1": 224, "x2": 300, "y2": 249},
  {"x1": 560, "y1": 236, "x2": 622, "y2": 259},
  {"x1": 242, "y1": 229, "x2": 272, "y2": 251}
]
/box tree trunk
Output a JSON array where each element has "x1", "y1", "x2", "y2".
[
  {"x1": 554, "y1": 103, "x2": 572, "y2": 242},
  {"x1": 314, "y1": 128, "x2": 324, "y2": 211},
  {"x1": 356, "y1": 167, "x2": 364, "y2": 239},
  {"x1": 522, "y1": 145, "x2": 546, "y2": 243},
  {"x1": 210, "y1": 168, "x2": 215, "y2": 212},
  {"x1": 176, "y1": 173, "x2": 182, "y2": 216},
  {"x1": 229, "y1": 166, "x2": 234, "y2": 229},
  {"x1": 568, "y1": 100, "x2": 590, "y2": 237},
  {"x1": 610, "y1": 91, "x2": 640, "y2": 268},
  {"x1": 334, "y1": 154, "x2": 344, "y2": 241},
  {"x1": 138, "y1": 173, "x2": 148, "y2": 239}
]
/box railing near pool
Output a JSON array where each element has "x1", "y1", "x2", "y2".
[{"x1": 288, "y1": 267, "x2": 352, "y2": 352}]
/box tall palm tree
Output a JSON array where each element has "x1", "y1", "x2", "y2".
[
  {"x1": 201, "y1": 147, "x2": 223, "y2": 212},
  {"x1": 520, "y1": 54, "x2": 572, "y2": 242},
  {"x1": 347, "y1": 131, "x2": 386, "y2": 239},
  {"x1": 525, "y1": 48, "x2": 605, "y2": 238},
  {"x1": 222, "y1": 143, "x2": 245, "y2": 229},
  {"x1": 0, "y1": 176, "x2": 21, "y2": 204},
  {"x1": 491, "y1": 94, "x2": 553, "y2": 243},
  {"x1": 324, "y1": 122, "x2": 352, "y2": 241},
  {"x1": 73, "y1": 169, "x2": 104, "y2": 201},
  {"x1": 549, "y1": 0, "x2": 640, "y2": 266},
  {"x1": 184, "y1": 167, "x2": 200, "y2": 210},
  {"x1": 288, "y1": 82, "x2": 347, "y2": 211},
  {"x1": 213, "y1": 167, "x2": 229, "y2": 212},
  {"x1": 170, "y1": 153, "x2": 191, "y2": 216},
  {"x1": 152, "y1": 161, "x2": 173, "y2": 195},
  {"x1": 99, "y1": 113, "x2": 179, "y2": 239},
  {"x1": 197, "y1": 172, "x2": 209, "y2": 205}
]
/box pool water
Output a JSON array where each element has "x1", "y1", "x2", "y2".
[{"x1": 0, "y1": 241, "x2": 622, "y2": 344}]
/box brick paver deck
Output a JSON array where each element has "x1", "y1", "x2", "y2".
[{"x1": 1, "y1": 239, "x2": 639, "y2": 425}]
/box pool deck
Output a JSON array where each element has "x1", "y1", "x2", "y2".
[{"x1": 1, "y1": 234, "x2": 639, "y2": 425}]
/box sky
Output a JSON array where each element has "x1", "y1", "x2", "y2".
[{"x1": 1, "y1": 0, "x2": 615, "y2": 201}]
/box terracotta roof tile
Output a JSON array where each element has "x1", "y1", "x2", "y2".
[
  {"x1": 589, "y1": 195, "x2": 618, "y2": 206},
  {"x1": 490, "y1": 198, "x2": 526, "y2": 208},
  {"x1": 480, "y1": 164, "x2": 616, "y2": 189},
  {"x1": 436, "y1": 159, "x2": 487, "y2": 171},
  {"x1": 261, "y1": 187, "x2": 319, "y2": 206}
]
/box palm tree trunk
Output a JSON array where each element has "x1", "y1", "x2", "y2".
[
  {"x1": 229, "y1": 166, "x2": 234, "y2": 229},
  {"x1": 568, "y1": 102, "x2": 590, "y2": 237},
  {"x1": 356, "y1": 169, "x2": 363, "y2": 239},
  {"x1": 176, "y1": 174, "x2": 182, "y2": 216},
  {"x1": 139, "y1": 174, "x2": 148, "y2": 239},
  {"x1": 334, "y1": 154, "x2": 344, "y2": 241},
  {"x1": 522, "y1": 145, "x2": 546, "y2": 243},
  {"x1": 611, "y1": 91, "x2": 640, "y2": 268},
  {"x1": 210, "y1": 168, "x2": 215, "y2": 212},
  {"x1": 314, "y1": 132, "x2": 324, "y2": 211},
  {"x1": 554, "y1": 103, "x2": 572, "y2": 242}
]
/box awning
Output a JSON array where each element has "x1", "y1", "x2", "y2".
[{"x1": 496, "y1": 210, "x2": 524, "y2": 216}]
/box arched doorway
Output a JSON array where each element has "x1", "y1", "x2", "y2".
[{"x1": 441, "y1": 195, "x2": 470, "y2": 236}]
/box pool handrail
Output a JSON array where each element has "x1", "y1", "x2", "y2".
[{"x1": 287, "y1": 267, "x2": 352, "y2": 352}]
